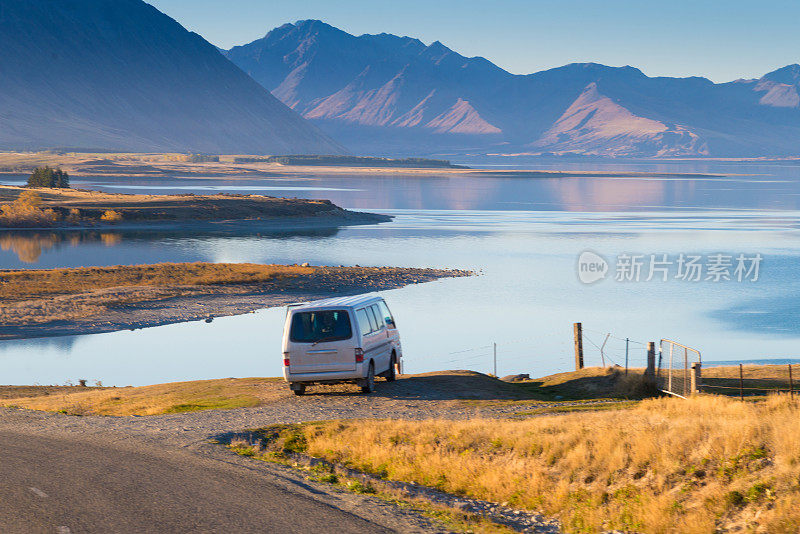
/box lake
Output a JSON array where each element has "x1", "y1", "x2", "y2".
[{"x1": 2, "y1": 161, "x2": 800, "y2": 386}]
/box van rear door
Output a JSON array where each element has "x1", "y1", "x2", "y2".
[{"x1": 287, "y1": 309, "x2": 356, "y2": 373}]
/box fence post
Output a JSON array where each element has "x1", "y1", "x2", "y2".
[
  {"x1": 493, "y1": 342, "x2": 497, "y2": 377},
  {"x1": 625, "y1": 338, "x2": 629, "y2": 375},
  {"x1": 789, "y1": 364, "x2": 794, "y2": 400},
  {"x1": 690, "y1": 362, "x2": 702, "y2": 395},
  {"x1": 739, "y1": 363, "x2": 744, "y2": 401},
  {"x1": 573, "y1": 323, "x2": 584, "y2": 370},
  {"x1": 684, "y1": 347, "x2": 689, "y2": 397},
  {"x1": 600, "y1": 333, "x2": 610, "y2": 367},
  {"x1": 645, "y1": 342, "x2": 656, "y2": 385}
]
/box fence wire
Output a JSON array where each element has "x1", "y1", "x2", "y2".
[{"x1": 701, "y1": 363, "x2": 798, "y2": 399}]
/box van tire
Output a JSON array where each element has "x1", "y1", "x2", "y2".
[
  {"x1": 360, "y1": 362, "x2": 375, "y2": 394},
  {"x1": 291, "y1": 383, "x2": 306, "y2": 396},
  {"x1": 384, "y1": 353, "x2": 397, "y2": 382}
]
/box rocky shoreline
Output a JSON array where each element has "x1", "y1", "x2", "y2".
[{"x1": 0, "y1": 265, "x2": 472, "y2": 340}]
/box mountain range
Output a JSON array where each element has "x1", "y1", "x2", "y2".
[
  {"x1": 0, "y1": 1, "x2": 342, "y2": 154},
  {"x1": 225, "y1": 20, "x2": 800, "y2": 157}
]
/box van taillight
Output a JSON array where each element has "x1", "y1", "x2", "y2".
[
  {"x1": 283, "y1": 353, "x2": 290, "y2": 367},
  {"x1": 354, "y1": 348, "x2": 364, "y2": 363}
]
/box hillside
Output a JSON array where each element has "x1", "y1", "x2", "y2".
[
  {"x1": 0, "y1": 1, "x2": 343, "y2": 155},
  {"x1": 226, "y1": 20, "x2": 800, "y2": 157}
]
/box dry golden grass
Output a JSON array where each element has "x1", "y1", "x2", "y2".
[
  {"x1": 260, "y1": 395, "x2": 800, "y2": 533},
  {"x1": 0, "y1": 377, "x2": 283, "y2": 415},
  {"x1": 514, "y1": 366, "x2": 656, "y2": 400},
  {"x1": 0, "y1": 262, "x2": 310, "y2": 303}
]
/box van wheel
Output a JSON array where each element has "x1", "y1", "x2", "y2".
[
  {"x1": 291, "y1": 383, "x2": 306, "y2": 396},
  {"x1": 384, "y1": 354, "x2": 397, "y2": 382},
  {"x1": 360, "y1": 362, "x2": 375, "y2": 394}
]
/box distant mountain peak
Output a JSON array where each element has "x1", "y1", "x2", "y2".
[{"x1": 762, "y1": 64, "x2": 800, "y2": 85}]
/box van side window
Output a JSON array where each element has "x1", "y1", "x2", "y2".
[
  {"x1": 365, "y1": 306, "x2": 379, "y2": 332},
  {"x1": 378, "y1": 301, "x2": 394, "y2": 326},
  {"x1": 355, "y1": 308, "x2": 372, "y2": 336},
  {"x1": 369, "y1": 304, "x2": 385, "y2": 328}
]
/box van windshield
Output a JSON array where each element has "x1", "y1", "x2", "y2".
[{"x1": 290, "y1": 310, "x2": 353, "y2": 343}]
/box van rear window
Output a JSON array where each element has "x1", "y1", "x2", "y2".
[{"x1": 290, "y1": 310, "x2": 352, "y2": 343}]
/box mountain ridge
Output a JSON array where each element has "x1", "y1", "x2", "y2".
[
  {"x1": 0, "y1": 3, "x2": 343, "y2": 154},
  {"x1": 225, "y1": 20, "x2": 800, "y2": 157}
]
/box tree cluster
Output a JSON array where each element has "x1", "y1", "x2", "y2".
[{"x1": 27, "y1": 166, "x2": 70, "y2": 188}]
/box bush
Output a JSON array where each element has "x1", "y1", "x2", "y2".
[
  {"x1": 100, "y1": 210, "x2": 122, "y2": 223},
  {"x1": 27, "y1": 166, "x2": 69, "y2": 188},
  {"x1": 0, "y1": 191, "x2": 60, "y2": 227},
  {"x1": 66, "y1": 208, "x2": 81, "y2": 224}
]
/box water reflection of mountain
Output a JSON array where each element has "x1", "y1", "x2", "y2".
[{"x1": 0, "y1": 226, "x2": 342, "y2": 264}]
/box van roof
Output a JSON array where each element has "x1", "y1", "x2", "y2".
[{"x1": 288, "y1": 294, "x2": 382, "y2": 310}]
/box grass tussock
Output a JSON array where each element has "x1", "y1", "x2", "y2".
[
  {"x1": 0, "y1": 262, "x2": 311, "y2": 303},
  {"x1": 265, "y1": 395, "x2": 800, "y2": 533},
  {"x1": 0, "y1": 377, "x2": 282, "y2": 415}
]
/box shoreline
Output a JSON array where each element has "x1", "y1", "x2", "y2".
[
  {"x1": 0, "y1": 263, "x2": 471, "y2": 340},
  {"x1": 0, "y1": 184, "x2": 390, "y2": 230},
  {"x1": 0, "y1": 152, "x2": 733, "y2": 180}
]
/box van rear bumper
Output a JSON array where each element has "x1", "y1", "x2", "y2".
[{"x1": 284, "y1": 367, "x2": 363, "y2": 383}]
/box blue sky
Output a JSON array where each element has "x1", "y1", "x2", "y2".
[{"x1": 148, "y1": 0, "x2": 799, "y2": 82}]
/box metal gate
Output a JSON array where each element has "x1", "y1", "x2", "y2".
[{"x1": 657, "y1": 339, "x2": 701, "y2": 398}]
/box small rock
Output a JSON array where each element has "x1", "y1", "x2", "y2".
[{"x1": 300, "y1": 262, "x2": 310, "y2": 267}]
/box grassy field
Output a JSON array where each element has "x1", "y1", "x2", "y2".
[
  {"x1": 701, "y1": 364, "x2": 798, "y2": 397},
  {"x1": 512, "y1": 366, "x2": 656, "y2": 400},
  {"x1": 241, "y1": 395, "x2": 800, "y2": 533},
  {"x1": 0, "y1": 377, "x2": 285, "y2": 416}
]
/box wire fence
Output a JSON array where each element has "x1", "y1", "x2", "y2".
[
  {"x1": 581, "y1": 328, "x2": 651, "y2": 372},
  {"x1": 404, "y1": 325, "x2": 651, "y2": 378},
  {"x1": 402, "y1": 324, "x2": 799, "y2": 403},
  {"x1": 702, "y1": 363, "x2": 797, "y2": 400}
]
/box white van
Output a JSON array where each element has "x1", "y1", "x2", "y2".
[{"x1": 281, "y1": 294, "x2": 403, "y2": 395}]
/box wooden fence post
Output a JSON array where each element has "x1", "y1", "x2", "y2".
[
  {"x1": 645, "y1": 342, "x2": 656, "y2": 385},
  {"x1": 789, "y1": 364, "x2": 794, "y2": 400},
  {"x1": 573, "y1": 323, "x2": 584, "y2": 371},
  {"x1": 690, "y1": 362, "x2": 702, "y2": 395}
]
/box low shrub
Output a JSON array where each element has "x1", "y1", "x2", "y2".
[
  {"x1": 100, "y1": 210, "x2": 122, "y2": 223},
  {"x1": 0, "y1": 190, "x2": 60, "y2": 227}
]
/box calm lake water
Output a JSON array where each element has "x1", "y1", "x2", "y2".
[{"x1": 3, "y1": 161, "x2": 800, "y2": 386}]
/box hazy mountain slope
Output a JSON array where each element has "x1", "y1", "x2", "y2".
[
  {"x1": 226, "y1": 20, "x2": 800, "y2": 157},
  {"x1": 225, "y1": 20, "x2": 509, "y2": 153},
  {"x1": 0, "y1": 0, "x2": 343, "y2": 154}
]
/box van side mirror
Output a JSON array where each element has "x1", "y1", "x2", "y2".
[{"x1": 385, "y1": 317, "x2": 395, "y2": 327}]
